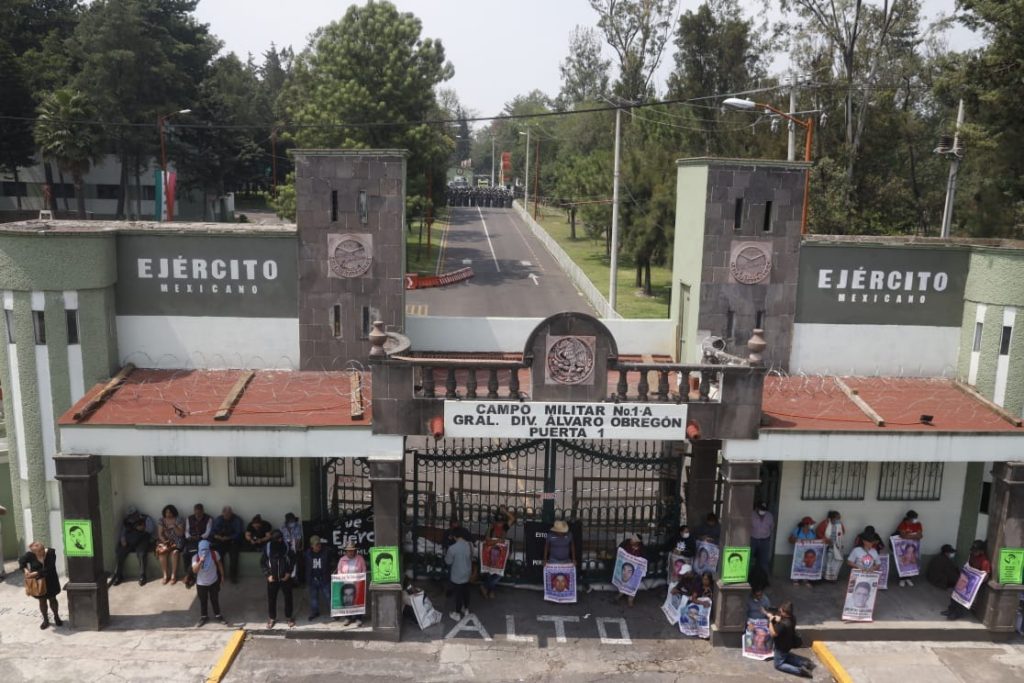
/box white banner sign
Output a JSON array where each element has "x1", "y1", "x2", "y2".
[{"x1": 444, "y1": 401, "x2": 688, "y2": 440}]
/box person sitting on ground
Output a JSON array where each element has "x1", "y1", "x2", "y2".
[
  {"x1": 941, "y1": 540, "x2": 991, "y2": 620},
  {"x1": 211, "y1": 506, "x2": 243, "y2": 584},
  {"x1": 110, "y1": 505, "x2": 156, "y2": 586},
  {"x1": 895, "y1": 509, "x2": 923, "y2": 587},
  {"x1": 336, "y1": 541, "x2": 367, "y2": 626},
  {"x1": 671, "y1": 563, "x2": 699, "y2": 598},
  {"x1": 244, "y1": 514, "x2": 272, "y2": 550},
  {"x1": 927, "y1": 544, "x2": 960, "y2": 590},
  {"x1": 788, "y1": 516, "x2": 817, "y2": 587},
  {"x1": 156, "y1": 504, "x2": 185, "y2": 585},
  {"x1": 668, "y1": 524, "x2": 696, "y2": 562},
  {"x1": 262, "y1": 530, "x2": 296, "y2": 629},
  {"x1": 766, "y1": 601, "x2": 816, "y2": 678},
  {"x1": 747, "y1": 586, "x2": 772, "y2": 620},
  {"x1": 847, "y1": 532, "x2": 881, "y2": 572},
  {"x1": 853, "y1": 525, "x2": 885, "y2": 553},
  {"x1": 617, "y1": 533, "x2": 646, "y2": 607},
  {"x1": 696, "y1": 571, "x2": 715, "y2": 600},
  {"x1": 694, "y1": 513, "x2": 721, "y2": 545}
]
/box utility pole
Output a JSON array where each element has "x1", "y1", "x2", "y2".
[
  {"x1": 522, "y1": 128, "x2": 530, "y2": 212},
  {"x1": 940, "y1": 99, "x2": 965, "y2": 239},
  {"x1": 490, "y1": 136, "x2": 495, "y2": 187},
  {"x1": 533, "y1": 139, "x2": 540, "y2": 220},
  {"x1": 609, "y1": 107, "x2": 622, "y2": 312},
  {"x1": 787, "y1": 75, "x2": 797, "y2": 162}
]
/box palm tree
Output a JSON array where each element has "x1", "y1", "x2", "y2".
[{"x1": 34, "y1": 89, "x2": 101, "y2": 219}]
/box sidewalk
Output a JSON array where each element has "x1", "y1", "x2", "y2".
[{"x1": 821, "y1": 640, "x2": 1024, "y2": 682}]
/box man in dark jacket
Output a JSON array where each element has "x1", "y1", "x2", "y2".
[
  {"x1": 262, "y1": 530, "x2": 296, "y2": 628},
  {"x1": 305, "y1": 535, "x2": 335, "y2": 621},
  {"x1": 926, "y1": 544, "x2": 960, "y2": 589},
  {"x1": 211, "y1": 506, "x2": 243, "y2": 584},
  {"x1": 110, "y1": 505, "x2": 156, "y2": 586}
]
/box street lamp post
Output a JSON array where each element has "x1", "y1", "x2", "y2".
[
  {"x1": 157, "y1": 108, "x2": 191, "y2": 222},
  {"x1": 519, "y1": 129, "x2": 530, "y2": 211},
  {"x1": 723, "y1": 98, "x2": 814, "y2": 235}
]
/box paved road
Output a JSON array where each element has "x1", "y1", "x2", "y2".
[{"x1": 407, "y1": 206, "x2": 596, "y2": 318}]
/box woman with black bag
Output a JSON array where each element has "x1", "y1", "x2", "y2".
[{"x1": 19, "y1": 540, "x2": 63, "y2": 630}]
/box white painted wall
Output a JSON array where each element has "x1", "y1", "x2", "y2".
[
  {"x1": 791, "y1": 323, "x2": 961, "y2": 376},
  {"x1": 116, "y1": 315, "x2": 299, "y2": 369},
  {"x1": 406, "y1": 316, "x2": 676, "y2": 356},
  {"x1": 969, "y1": 304, "x2": 986, "y2": 385},
  {"x1": 994, "y1": 307, "x2": 1015, "y2": 406},
  {"x1": 772, "y1": 460, "x2": 968, "y2": 557},
  {"x1": 725, "y1": 431, "x2": 1024, "y2": 463}
]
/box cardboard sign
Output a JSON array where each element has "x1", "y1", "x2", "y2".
[
  {"x1": 890, "y1": 535, "x2": 921, "y2": 578},
  {"x1": 679, "y1": 597, "x2": 711, "y2": 638},
  {"x1": 543, "y1": 564, "x2": 577, "y2": 604},
  {"x1": 842, "y1": 570, "x2": 879, "y2": 622},
  {"x1": 790, "y1": 540, "x2": 826, "y2": 581},
  {"x1": 481, "y1": 538, "x2": 510, "y2": 577},
  {"x1": 694, "y1": 541, "x2": 720, "y2": 578},
  {"x1": 952, "y1": 564, "x2": 987, "y2": 609},
  {"x1": 742, "y1": 618, "x2": 774, "y2": 660},
  {"x1": 661, "y1": 584, "x2": 685, "y2": 624},
  {"x1": 721, "y1": 547, "x2": 750, "y2": 584},
  {"x1": 370, "y1": 546, "x2": 400, "y2": 584},
  {"x1": 998, "y1": 548, "x2": 1024, "y2": 585},
  {"x1": 331, "y1": 572, "x2": 367, "y2": 616},
  {"x1": 611, "y1": 547, "x2": 647, "y2": 596},
  {"x1": 63, "y1": 519, "x2": 94, "y2": 558}
]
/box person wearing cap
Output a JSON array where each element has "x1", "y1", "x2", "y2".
[
  {"x1": 110, "y1": 505, "x2": 156, "y2": 586},
  {"x1": 926, "y1": 543, "x2": 959, "y2": 590},
  {"x1": 942, "y1": 540, "x2": 991, "y2": 620},
  {"x1": 305, "y1": 535, "x2": 335, "y2": 621},
  {"x1": 671, "y1": 563, "x2": 699, "y2": 598},
  {"x1": 211, "y1": 506, "x2": 243, "y2": 584},
  {"x1": 336, "y1": 540, "x2": 367, "y2": 626},
  {"x1": 895, "y1": 510, "x2": 923, "y2": 587},
  {"x1": 788, "y1": 517, "x2": 817, "y2": 586},
  {"x1": 262, "y1": 529, "x2": 297, "y2": 629},
  {"x1": 282, "y1": 512, "x2": 304, "y2": 586},
  {"x1": 751, "y1": 502, "x2": 775, "y2": 579}
]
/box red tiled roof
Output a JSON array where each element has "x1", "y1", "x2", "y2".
[
  {"x1": 59, "y1": 369, "x2": 370, "y2": 427},
  {"x1": 762, "y1": 376, "x2": 1021, "y2": 432}
]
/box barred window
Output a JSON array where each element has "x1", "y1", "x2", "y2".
[
  {"x1": 801, "y1": 461, "x2": 868, "y2": 500},
  {"x1": 877, "y1": 462, "x2": 944, "y2": 501},
  {"x1": 143, "y1": 456, "x2": 209, "y2": 486},
  {"x1": 229, "y1": 457, "x2": 293, "y2": 487}
]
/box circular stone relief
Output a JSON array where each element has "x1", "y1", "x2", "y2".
[
  {"x1": 730, "y1": 244, "x2": 772, "y2": 284},
  {"x1": 328, "y1": 236, "x2": 372, "y2": 278},
  {"x1": 546, "y1": 336, "x2": 595, "y2": 385}
]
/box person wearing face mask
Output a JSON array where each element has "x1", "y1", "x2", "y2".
[
  {"x1": 815, "y1": 510, "x2": 846, "y2": 582},
  {"x1": 926, "y1": 543, "x2": 959, "y2": 590},
  {"x1": 751, "y1": 502, "x2": 775, "y2": 578},
  {"x1": 669, "y1": 524, "x2": 696, "y2": 562},
  {"x1": 895, "y1": 510, "x2": 923, "y2": 587}
]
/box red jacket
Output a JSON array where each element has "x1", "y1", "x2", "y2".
[{"x1": 970, "y1": 552, "x2": 992, "y2": 575}]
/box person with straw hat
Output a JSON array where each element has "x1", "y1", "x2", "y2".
[
  {"x1": 336, "y1": 540, "x2": 367, "y2": 626},
  {"x1": 544, "y1": 520, "x2": 576, "y2": 566}
]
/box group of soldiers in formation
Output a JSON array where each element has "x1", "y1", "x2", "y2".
[{"x1": 445, "y1": 183, "x2": 516, "y2": 208}]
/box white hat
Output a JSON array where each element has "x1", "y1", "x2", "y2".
[{"x1": 679, "y1": 564, "x2": 693, "y2": 575}]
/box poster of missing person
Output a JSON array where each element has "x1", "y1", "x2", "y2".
[
  {"x1": 331, "y1": 572, "x2": 367, "y2": 617},
  {"x1": 951, "y1": 564, "x2": 988, "y2": 609},
  {"x1": 661, "y1": 584, "x2": 685, "y2": 625},
  {"x1": 481, "y1": 538, "x2": 511, "y2": 577},
  {"x1": 721, "y1": 546, "x2": 751, "y2": 584},
  {"x1": 694, "y1": 540, "x2": 720, "y2": 578},
  {"x1": 612, "y1": 547, "x2": 648, "y2": 596},
  {"x1": 678, "y1": 597, "x2": 712, "y2": 639},
  {"x1": 369, "y1": 546, "x2": 400, "y2": 584},
  {"x1": 877, "y1": 552, "x2": 890, "y2": 590},
  {"x1": 742, "y1": 618, "x2": 775, "y2": 660},
  {"x1": 668, "y1": 551, "x2": 688, "y2": 583},
  {"x1": 404, "y1": 587, "x2": 443, "y2": 630},
  {"x1": 790, "y1": 540, "x2": 827, "y2": 581},
  {"x1": 543, "y1": 563, "x2": 577, "y2": 604},
  {"x1": 842, "y1": 570, "x2": 879, "y2": 622},
  {"x1": 890, "y1": 535, "x2": 921, "y2": 578}
]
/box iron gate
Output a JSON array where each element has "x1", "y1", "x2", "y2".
[{"x1": 406, "y1": 438, "x2": 682, "y2": 584}]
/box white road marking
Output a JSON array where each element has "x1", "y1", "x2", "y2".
[
  {"x1": 520, "y1": 260, "x2": 532, "y2": 267},
  {"x1": 529, "y1": 273, "x2": 540, "y2": 286},
  {"x1": 537, "y1": 614, "x2": 579, "y2": 643},
  {"x1": 462, "y1": 259, "x2": 473, "y2": 265},
  {"x1": 504, "y1": 615, "x2": 536, "y2": 643},
  {"x1": 444, "y1": 613, "x2": 492, "y2": 641},
  {"x1": 503, "y1": 208, "x2": 546, "y2": 273},
  {"x1": 595, "y1": 617, "x2": 632, "y2": 645},
  {"x1": 477, "y1": 206, "x2": 501, "y2": 272}
]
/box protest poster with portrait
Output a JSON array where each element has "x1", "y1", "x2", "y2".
[
  {"x1": 951, "y1": 564, "x2": 987, "y2": 609},
  {"x1": 790, "y1": 540, "x2": 827, "y2": 581},
  {"x1": 612, "y1": 547, "x2": 648, "y2": 596},
  {"x1": 403, "y1": 587, "x2": 443, "y2": 630},
  {"x1": 668, "y1": 551, "x2": 688, "y2": 583},
  {"x1": 331, "y1": 572, "x2": 367, "y2": 617},
  {"x1": 742, "y1": 618, "x2": 774, "y2": 660},
  {"x1": 842, "y1": 569, "x2": 879, "y2": 622},
  {"x1": 998, "y1": 548, "x2": 1024, "y2": 585},
  {"x1": 481, "y1": 538, "x2": 510, "y2": 577},
  {"x1": 721, "y1": 546, "x2": 750, "y2": 584},
  {"x1": 543, "y1": 563, "x2": 577, "y2": 604},
  {"x1": 370, "y1": 545, "x2": 400, "y2": 584},
  {"x1": 890, "y1": 535, "x2": 921, "y2": 578},
  {"x1": 877, "y1": 552, "x2": 890, "y2": 590},
  {"x1": 661, "y1": 584, "x2": 685, "y2": 625},
  {"x1": 694, "y1": 540, "x2": 720, "y2": 578},
  {"x1": 678, "y1": 597, "x2": 712, "y2": 639}
]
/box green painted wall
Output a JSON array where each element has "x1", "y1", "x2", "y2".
[
  {"x1": 670, "y1": 163, "x2": 709, "y2": 363},
  {"x1": 0, "y1": 233, "x2": 117, "y2": 291}
]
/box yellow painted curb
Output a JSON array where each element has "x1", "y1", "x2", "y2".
[
  {"x1": 207, "y1": 629, "x2": 246, "y2": 683},
  {"x1": 811, "y1": 641, "x2": 854, "y2": 683}
]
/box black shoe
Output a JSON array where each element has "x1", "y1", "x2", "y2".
[
  {"x1": 139, "y1": 576, "x2": 147, "y2": 586},
  {"x1": 215, "y1": 615, "x2": 227, "y2": 625},
  {"x1": 805, "y1": 661, "x2": 816, "y2": 671},
  {"x1": 40, "y1": 620, "x2": 50, "y2": 630},
  {"x1": 798, "y1": 667, "x2": 813, "y2": 678},
  {"x1": 308, "y1": 613, "x2": 319, "y2": 621},
  {"x1": 53, "y1": 615, "x2": 63, "y2": 626},
  {"x1": 110, "y1": 576, "x2": 122, "y2": 587},
  {"x1": 196, "y1": 616, "x2": 208, "y2": 628}
]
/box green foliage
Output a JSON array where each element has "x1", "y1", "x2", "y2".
[
  {"x1": 34, "y1": 88, "x2": 101, "y2": 217},
  {"x1": 0, "y1": 40, "x2": 36, "y2": 175},
  {"x1": 557, "y1": 26, "x2": 611, "y2": 109},
  {"x1": 590, "y1": 0, "x2": 675, "y2": 102},
  {"x1": 270, "y1": 171, "x2": 297, "y2": 221}
]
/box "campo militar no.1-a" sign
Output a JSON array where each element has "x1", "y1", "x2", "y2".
[{"x1": 444, "y1": 401, "x2": 688, "y2": 440}]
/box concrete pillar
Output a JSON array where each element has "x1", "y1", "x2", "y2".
[
  {"x1": 712, "y1": 459, "x2": 761, "y2": 645},
  {"x1": 979, "y1": 461, "x2": 1024, "y2": 636},
  {"x1": 368, "y1": 456, "x2": 403, "y2": 641},
  {"x1": 53, "y1": 454, "x2": 109, "y2": 630},
  {"x1": 686, "y1": 440, "x2": 720, "y2": 525}
]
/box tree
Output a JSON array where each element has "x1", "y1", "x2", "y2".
[
  {"x1": 0, "y1": 41, "x2": 36, "y2": 209},
  {"x1": 589, "y1": 0, "x2": 675, "y2": 102},
  {"x1": 557, "y1": 26, "x2": 611, "y2": 109},
  {"x1": 34, "y1": 89, "x2": 101, "y2": 218},
  {"x1": 275, "y1": 1, "x2": 453, "y2": 219}
]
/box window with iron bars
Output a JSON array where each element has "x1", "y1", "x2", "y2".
[
  {"x1": 877, "y1": 462, "x2": 944, "y2": 501},
  {"x1": 143, "y1": 456, "x2": 209, "y2": 486},
  {"x1": 229, "y1": 457, "x2": 293, "y2": 487},
  {"x1": 801, "y1": 461, "x2": 868, "y2": 500}
]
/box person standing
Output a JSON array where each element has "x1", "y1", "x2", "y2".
[
  {"x1": 479, "y1": 506, "x2": 516, "y2": 599},
  {"x1": 444, "y1": 528, "x2": 473, "y2": 621},
  {"x1": 815, "y1": 510, "x2": 846, "y2": 583},
  {"x1": 305, "y1": 535, "x2": 334, "y2": 621},
  {"x1": 110, "y1": 505, "x2": 156, "y2": 586},
  {"x1": 191, "y1": 539, "x2": 226, "y2": 627},
  {"x1": 750, "y1": 502, "x2": 775, "y2": 579},
  {"x1": 941, "y1": 540, "x2": 991, "y2": 620},
  {"x1": 336, "y1": 541, "x2": 367, "y2": 626},
  {"x1": 19, "y1": 541, "x2": 63, "y2": 630},
  {"x1": 184, "y1": 503, "x2": 213, "y2": 588},
  {"x1": 767, "y1": 601, "x2": 815, "y2": 678},
  {"x1": 262, "y1": 530, "x2": 296, "y2": 629},
  {"x1": 281, "y1": 512, "x2": 304, "y2": 586},
  {"x1": 895, "y1": 510, "x2": 923, "y2": 587},
  {"x1": 211, "y1": 506, "x2": 243, "y2": 584}
]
